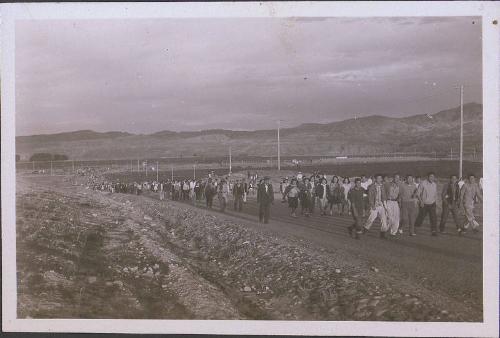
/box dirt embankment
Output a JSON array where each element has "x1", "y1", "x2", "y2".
[{"x1": 16, "y1": 176, "x2": 481, "y2": 321}]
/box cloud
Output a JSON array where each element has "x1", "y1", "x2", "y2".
[{"x1": 15, "y1": 17, "x2": 482, "y2": 135}]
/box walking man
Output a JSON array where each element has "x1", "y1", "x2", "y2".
[
  {"x1": 159, "y1": 182, "x2": 165, "y2": 201},
  {"x1": 299, "y1": 177, "x2": 311, "y2": 217},
  {"x1": 309, "y1": 176, "x2": 316, "y2": 215},
  {"x1": 242, "y1": 179, "x2": 248, "y2": 203},
  {"x1": 360, "y1": 175, "x2": 372, "y2": 217},
  {"x1": 257, "y1": 176, "x2": 274, "y2": 223},
  {"x1": 363, "y1": 174, "x2": 389, "y2": 238},
  {"x1": 285, "y1": 179, "x2": 300, "y2": 217},
  {"x1": 315, "y1": 178, "x2": 330, "y2": 216},
  {"x1": 414, "y1": 172, "x2": 439, "y2": 236},
  {"x1": 385, "y1": 174, "x2": 401, "y2": 236},
  {"x1": 348, "y1": 178, "x2": 365, "y2": 239},
  {"x1": 460, "y1": 174, "x2": 483, "y2": 233},
  {"x1": 189, "y1": 179, "x2": 196, "y2": 205},
  {"x1": 218, "y1": 179, "x2": 230, "y2": 212},
  {"x1": 439, "y1": 175, "x2": 461, "y2": 233},
  {"x1": 400, "y1": 175, "x2": 418, "y2": 236},
  {"x1": 204, "y1": 178, "x2": 215, "y2": 209},
  {"x1": 233, "y1": 180, "x2": 245, "y2": 212}
]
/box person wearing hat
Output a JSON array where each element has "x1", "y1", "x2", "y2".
[{"x1": 257, "y1": 176, "x2": 274, "y2": 223}]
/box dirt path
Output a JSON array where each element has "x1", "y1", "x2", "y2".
[{"x1": 16, "y1": 175, "x2": 482, "y2": 321}]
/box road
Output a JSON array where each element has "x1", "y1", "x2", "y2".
[{"x1": 145, "y1": 190, "x2": 483, "y2": 316}]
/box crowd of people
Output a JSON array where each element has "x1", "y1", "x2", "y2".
[
  {"x1": 84, "y1": 168, "x2": 483, "y2": 240},
  {"x1": 88, "y1": 173, "x2": 259, "y2": 213},
  {"x1": 279, "y1": 171, "x2": 483, "y2": 239}
]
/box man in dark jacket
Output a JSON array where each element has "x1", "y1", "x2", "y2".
[
  {"x1": 204, "y1": 179, "x2": 215, "y2": 209},
  {"x1": 348, "y1": 178, "x2": 366, "y2": 239},
  {"x1": 439, "y1": 174, "x2": 460, "y2": 233},
  {"x1": 257, "y1": 176, "x2": 274, "y2": 223},
  {"x1": 315, "y1": 178, "x2": 330, "y2": 216},
  {"x1": 233, "y1": 180, "x2": 245, "y2": 212}
]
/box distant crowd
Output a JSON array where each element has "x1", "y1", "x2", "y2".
[{"x1": 79, "y1": 167, "x2": 483, "y2": 239}]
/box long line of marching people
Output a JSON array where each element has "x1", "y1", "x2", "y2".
[
  {"x1": 277, "y1": 171, "x2": 482, "y2": 239},
  {"x1": 84, "y1": 168, "x2": 483, "y2": 240}
]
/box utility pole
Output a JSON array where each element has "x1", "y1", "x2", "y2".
[
  {"x1": 146, "y1": 161, "x2": 148, "y2": 177},
  {"x1": 50, "y1": 161, "x2": 53, "y2": 176},
  {"x1": 229, "y1": 146, "x2": 232, "y2": 174},
  {"x1": 193, "y1": 164, "x2": 196, "y2": 180},
  {"x1": 137, "y1": 159, "x2": 139, "y2": 172},
  {"x1": 459, "y1": 84, "x2": 464, "y2": 179},
  {"x1": 72, "y1": 160, "x2": 75, "y2": 173},
  {"x1": 156, "y1": 161, "x2": 159, "y2": 181},
  {"x1": 277, "y1": 120, "x2": 281, "y2": 171},
  {"x1": 32, "y1": 161, "x2": 34, "y2": 171},
  {"x1": 171, "y1": 166, "x2": 174, "y2": 181}
]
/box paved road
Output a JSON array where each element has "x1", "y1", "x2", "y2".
[{"x1": 146, "y1": 191, "x2": 483, "y2": 315}]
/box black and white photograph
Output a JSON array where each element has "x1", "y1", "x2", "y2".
[{"x1": 2, "y1": 2, "x2": 499, "y2": 336}]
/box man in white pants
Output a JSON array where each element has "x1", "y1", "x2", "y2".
[
  {"x1": 189, "y1": 179, "x2": 196, "y2": 205},
  {"x1": 460, "y1": 174, "x2": 483, "y2": 233},
  {"x1": 385, "y1": 174, "x2": 401, "y2": 236},
  {"x1": 363, "y1": 174, "x2": 389, "y2": 239}
]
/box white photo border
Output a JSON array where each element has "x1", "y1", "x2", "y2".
[{"x1": 1, "y1": 1, "x2": 499, "y2": 336}]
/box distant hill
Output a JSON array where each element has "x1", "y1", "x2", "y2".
[
  {"x1": 15, "y1": 103, "x2": 482, "y2": 160},
  {"x1": 16, "y1": 130, "x2": 133, "y2": 143}
]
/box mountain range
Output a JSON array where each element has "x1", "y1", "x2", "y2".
[{"x1": 16, "y1": 103, "x2": 483, "y2": 161}]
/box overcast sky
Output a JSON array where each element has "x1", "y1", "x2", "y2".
[{"x1": 15, "y1": 17, "x2": 482, "y2": 136}]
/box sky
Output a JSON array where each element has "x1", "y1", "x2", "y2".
[{"x1": 15, "y1": 16, "x2": 482, "y2": 136}]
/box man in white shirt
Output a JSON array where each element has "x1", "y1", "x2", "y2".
[
  {"x1": 189, "y1": 179, "x2": 196, "y2": 205},
  {"x1": 457, "y1": 176, "x2": 467, "y2": 190},
  {"x1": 415, "y1": 176, "x2": 421, "y2": 189}
]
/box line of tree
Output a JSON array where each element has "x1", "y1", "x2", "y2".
[{"x1": 29, "y1": 153, "x2": 69, "y2": 162}]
